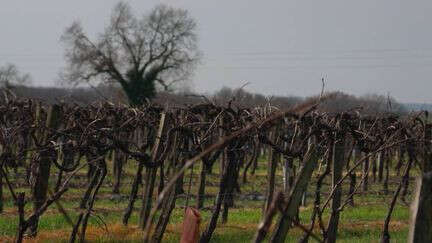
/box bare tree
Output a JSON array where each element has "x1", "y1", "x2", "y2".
[
  {"x1": 60, "y1": 2, "x2": 201, "y2": 106},
  {"x1": 0, "y1": 63, "x2": 32, "y2": 88}
]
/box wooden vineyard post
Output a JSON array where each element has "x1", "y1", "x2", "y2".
[
  {"x1": 408, "y1": 125, "x2": 432, "y2": 242},
  {"x1": 377, "y1": 151, "x2": 384, "y2": 182},
  {"x1": 270, "y1": 143, "x2": 319, "y2": 243},
  {"x1": 151, "y1": 126, "x2": 182, "y2": 242},
  {"x1": 408, "y1": 172, "x2": 432, "y2": 242}
]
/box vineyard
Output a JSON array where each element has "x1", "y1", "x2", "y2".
[{"x1": 0, "y1": 95, "x2": 431, "y2": 243}]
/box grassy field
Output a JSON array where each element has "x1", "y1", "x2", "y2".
[{"x1": 0, "y1": 156, "x2": 415, "y2": 242}]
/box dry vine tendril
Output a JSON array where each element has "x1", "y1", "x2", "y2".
[{"x1": 0, "y1": 96, "x2": 430, "y2": 243}]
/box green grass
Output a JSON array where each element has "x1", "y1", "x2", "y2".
[{"x1": 0, "y1": 156, "x2": 416, "y2": 242}]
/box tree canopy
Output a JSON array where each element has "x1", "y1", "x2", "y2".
[
  {"x1": 0, "y1": 63, "x2": 32, "y2": 88},
  {"x1": 61, "y1": 2, "x2": 201, "y2": 106}
]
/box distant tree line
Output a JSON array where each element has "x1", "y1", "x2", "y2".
[{"x1": 4, "y1": 85, "x2": 406, "y2": 115}]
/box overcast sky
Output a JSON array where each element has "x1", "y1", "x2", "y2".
[{"x1": 1, "y1": 0, "x2": 432, "y2": 103}]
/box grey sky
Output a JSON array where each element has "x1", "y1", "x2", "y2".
[{"x1": 1, "y1": 0, "x2": 432, "y2": 103}]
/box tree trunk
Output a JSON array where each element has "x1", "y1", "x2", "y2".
[
  {"x1": 265, "y1": 147, "x2": 279, "y2": 212},
  {"x1": 70, "y1": 158, "x2": 107, "y2": 243},
  {"x1": 158, "y1": 163, "x2": 165, "y2": 195},
  {"x1": 347, "y1": 147, "x2": 358, "y2": 207},
  {"x1": 381, "y1": 158, "x2": 411, "y2": 243},
  {"x1": 250, "y1": 144, "x2": 260, "y2": 175},
  {"x1": 383, "y1": 152, "x2": 390, "y2": 195},
  {"x1": 29, "y1": 105, "x2": 62, "y2": 236},
  {"x1": 54, "y1": 144, "x2": 75, "y2": 192},
  {"x1": 151, "y1": 186, "x2": 177, "y2": 243},
  {"x1": 378, "y1": 151, "x2": 384, "y2": 182},
  {"x1": 326, "y1": 137, "x2": 345, "y2": 243},
  {"x1": 362, "y1": 154, "x2": 369, "y2": 192},
  {"x1": 371, "y1": 153, "x2": 377, "y2": 183},
  {"x1": 112, "y1": 149, "x2": 125, "y2": 194},
  {"x1": 395, "y1": 146, "x2": 405, "y2": 176},
  {"x1": 123, "y1": 159, "x2": 145, "y2": 225},
  {"x1": 175, "y1": 169, "x2": 185, "y2": 194},
  {"x1": 79, "y1": 163, "x2": 107, "y2": 243},
  {"x1": 243, "y1": 143, "x2": 258, "y2": 183},
  {"x1": 196, "y1": 162, "x2": 208, "y2": 209},
  {"x1": 401, "y1": 155, "x2": 414, "y2": 203},
  {"x1": 200, "y1": 151, "x2": 233, "y2": 243},
  {"x1": 15, "y1": 193, "x2": 26, "y2": 243},
  {"x1": 140, "y1": 167, "x2": 157, "y2": 229},
  {"x1": 222, "y1": 149, "x2": 239, "y2": 224},
  {"x1": 87, "y1": 163, "x2": 96, "y2": 183},
  {"x1": 0, "y1": 168, "x2": 3, "y2": 213}
]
